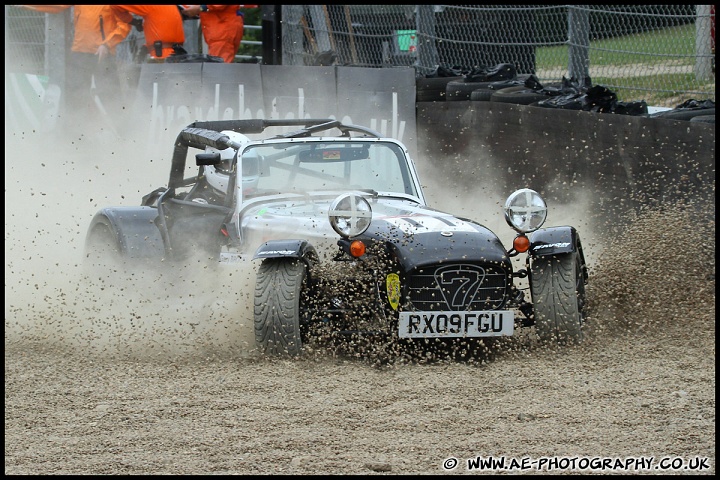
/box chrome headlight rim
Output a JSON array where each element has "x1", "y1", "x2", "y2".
[
  {"x1": 503, "y1": 188, "x2": 547, "y2": 233},
  {"x1": 328, "y1": 192, "x2": 373, "y2": 238}
]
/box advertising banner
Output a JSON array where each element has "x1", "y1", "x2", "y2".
[{"x1": 132, "y1": 63, "x2": 417, "y2": 156}]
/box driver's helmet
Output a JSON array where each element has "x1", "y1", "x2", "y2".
[{"x1": 203, "y1": 130, "x2": 249, "y2": 195}]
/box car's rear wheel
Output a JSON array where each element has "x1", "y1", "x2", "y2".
[
  {"x1": 530, "y1": 251, "x2": 586, "y2": 345},
  {"x1": 83, "y1": 221, "x2": 126, "y2": 281},
  {"x1": 254, "y1": 258, "x2": 306, "y2": 357}
]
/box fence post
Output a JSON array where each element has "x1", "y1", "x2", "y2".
[
  {"x1": 695, "y1": 4, "x2": 713, "y2": 80},
  {"x1": 183, "y1": 18, "x2": 201, "y2": 54},
  {"x1": 567, "y1": 5, "x2": 590, "y2": 86},
  {"x1": 282, "y1": 5, "x2": 305, "y2": 66},
  {"x1": 308, "y1": 5, "x2": 332, "y2": 54},
  {"x1": 416, "y1": 4, "x2": 438, "y2": 73},
  {"x1": 45, "y1": 10, "x2": 71, "y2": 114},
  {"x1": 262, "y1": 5, "x2": 282, "y2": 65}
]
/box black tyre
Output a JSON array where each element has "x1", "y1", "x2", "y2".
[
  {"x1": 446, "y1": 79, "x2": 500, "y2": 101},
  {"x1": 689, "y1": 114, "x2": 715, "y2": 124},
  {"x1": 530, "y1": 251, "x2": 586, "y2": 346},
  {"x1": 490, "y1": 86, "x2": 548, "y2": 105},
  {"x1": 416, "y1": 76, "x2": 462, "y2": 102},
  {"x1": 469, "y1": 74, "x2": 536, "y2": 102},
  {"x1": 649, "y1": 107, "x2": 715, "y2": 121},
  {"x1": 83, "y1": 219, "x2": 126, "y2": 280},
  {"x1": 254, "y1": 258, "x2": 307, "y2": 357},
  {"x1": 469, "y1": 88, "x2": 495, "y2": 101}
]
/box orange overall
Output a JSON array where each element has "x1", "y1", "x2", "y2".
[
  {"x1": 21, "y1": 5, "x2": 130, "y2": 55},
  {"x1": 19, "y1": 5, "x2": 132, "y2": 125},
  {"x1": 195, "y1": 5, "x2": 258, "y2": 63},
  {"x1": 111, "y1": 5, "x2": 185, "y2": 59}
]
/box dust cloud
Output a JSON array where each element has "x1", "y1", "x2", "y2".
[
  {"x1": 5, "y1": 100, "x2": 712, "y2": 361},
  {"x1": 5, "y1": 119, "x2": 601, "y2": 362},
  {"x1": 5, "y1": 116, "x2": 259, "y2": 360},
  {"x1": 5, "y1": 78, "x2": 715, "y2": 474}
]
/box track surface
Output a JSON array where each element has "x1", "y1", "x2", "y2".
[{"x1": 5, "y1": 127, "x2": 715, "y2": 475}]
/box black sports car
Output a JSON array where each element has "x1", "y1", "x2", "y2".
[{"x1": 84, "y1": 119, "x2": 589, "y2": 357}]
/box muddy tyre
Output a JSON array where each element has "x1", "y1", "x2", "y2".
[
  {"x1": 84, "y1": 221, "x2": 124, "y2": 267},
  {"x1": 83, "y1": 218, "x2": 129, "y2": 285},
  {"x1": 254, "y1": 258, "x2": 306, "y2": 357},
  {"x1": 530, "y1": 251, "x2": 586, "y2": 345}
]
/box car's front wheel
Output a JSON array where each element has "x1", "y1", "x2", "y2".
[
  {"x1": 254, "y1": 258, "x2": 307, "y2": 357},
  {"x1": 530, "y1": 251, "x2": 586, "y2": 345}
]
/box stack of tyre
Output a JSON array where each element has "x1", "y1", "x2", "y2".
[
  {"x1": 415, "y1": 62, "x2": 567, "y2": 105},
  {"x1": 446, "y1": 66, "x2": 585, "y2": 107},
  {"x1": 416, "y1": 63, "x2": 713, "y2": 121},
  {"x1": 445, "y1": 63, "x2": 523, "y2": 102},
  {"x1": 415, "y1": 65, "x2": 465, "y2": 102}
]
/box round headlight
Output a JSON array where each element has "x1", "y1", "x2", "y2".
[
  {"x1": 328, "y1": 193, "x2": 372, "y2": 238},
  {"x1": 504, "y1": 188, "x2": 547, "y2": 233}
]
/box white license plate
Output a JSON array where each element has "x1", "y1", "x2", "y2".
[
  {"x1": 219, "y1": 252, "x2": 245, "y2": 264},
  {"x1": 398, "y1": 311, "x2": 514, "y2": 338}
]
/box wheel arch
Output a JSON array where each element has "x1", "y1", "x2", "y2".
[
  {"x1": 253, "y1": 239, "x2": 320, "y2": 264},
  {"x1": 529, "y1": 225, "x2": 587, "y2": 283},
  {"x1": 85, "y1": 207, "x2": 165, "y2": 259}
]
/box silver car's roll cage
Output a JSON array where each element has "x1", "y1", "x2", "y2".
[
  {"x1": 168, "y1": 119, "x2": 382, "y2": 190},
  {"x1": 154, "y1": 119, "x2": 385, "y2": 259}
]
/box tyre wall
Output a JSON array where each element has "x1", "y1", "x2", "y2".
[{"x1": 415, "y1": 101, "x2": 715, "y2": 230}]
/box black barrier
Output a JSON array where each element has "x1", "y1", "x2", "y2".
[{"x1": 415, "y1": 101, "x2": 715, "y2": 233}]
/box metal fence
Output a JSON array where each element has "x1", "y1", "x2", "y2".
[
  {"x1": 281, "y1": 5, "x2": 715, "y2": 107},
  {"x1": 5, "y1": 5, "x2": 716, "y2": 108}
]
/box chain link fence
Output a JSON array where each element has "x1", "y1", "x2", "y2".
[
  {"x1": 5, "y1": 6, "x2": 48, "y2": 76},
  {"x1": 5, "y1": 5, "x2": 715, "y2": 108},
  {"x1": 282, "y1": 5, "x2": 715, "y2": 107}
]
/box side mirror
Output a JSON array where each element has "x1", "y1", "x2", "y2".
[{"x1": 196, "y1": 152, "x2": 222, "y2": 166}]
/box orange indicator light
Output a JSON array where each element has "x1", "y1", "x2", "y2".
[
  {"x1": 513, "y1": 235, "x2": 530, "y2": 253},
  {"x1": 350, "y1": 240, "x2": 366, "y2": 257}
]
